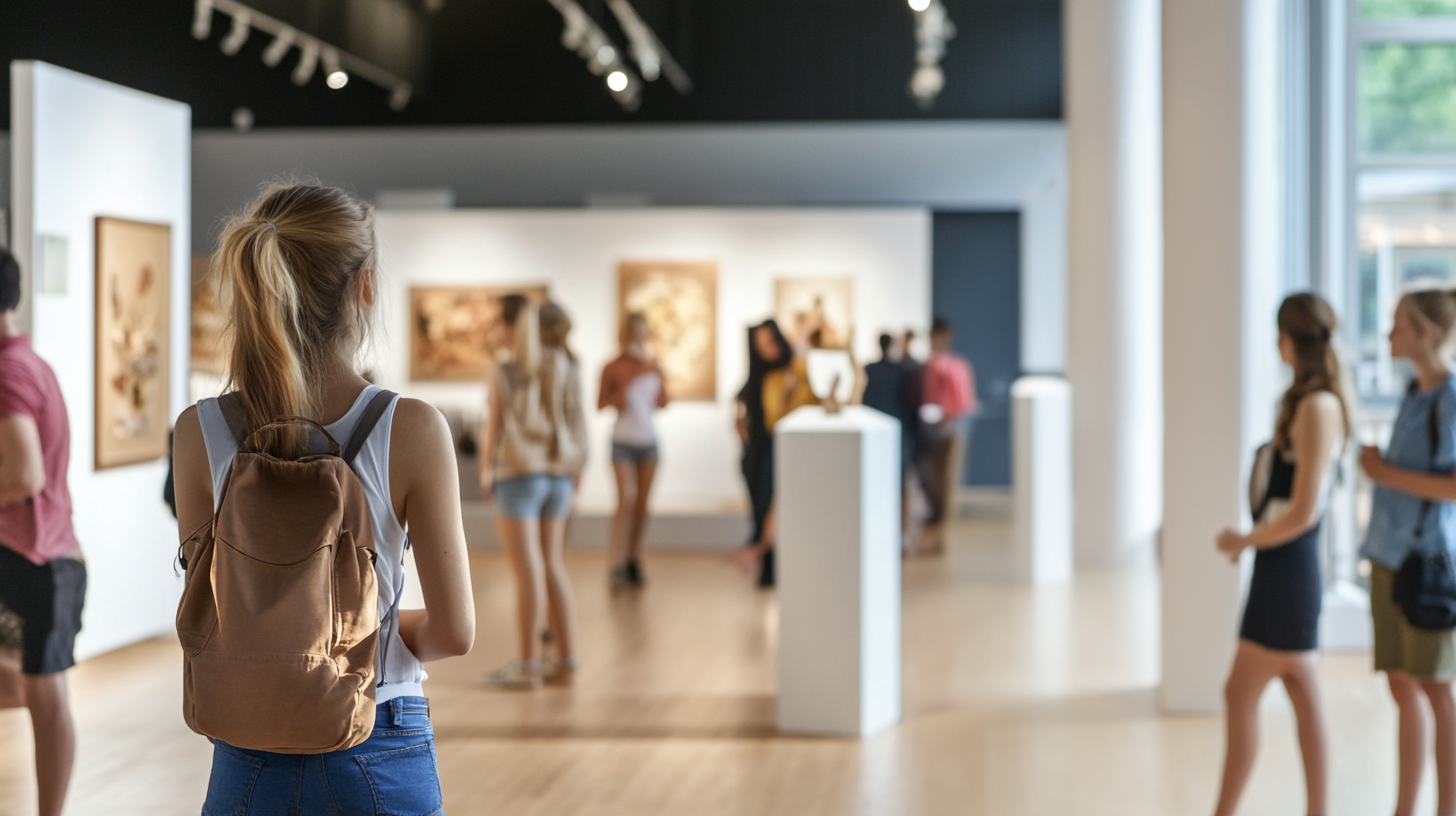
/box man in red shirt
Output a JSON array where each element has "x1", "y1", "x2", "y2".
[
  {"x1": 0, "y1": 248, "x2": 84, "y2": 816},
  {"x1": 916, "y1": 317, "x2": 977, "y2": 554}
]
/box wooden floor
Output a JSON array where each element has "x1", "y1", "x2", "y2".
[{"x1": 0, "y1": 516, "x2": 1427, "y2": 815}]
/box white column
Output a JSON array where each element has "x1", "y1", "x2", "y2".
[
  {"x1": 1065, "y1": 0, "x2": 1163, "y2": 568},
  {"x1": 1161, "y1": 0, "x2": 1287, "y2": 712}
]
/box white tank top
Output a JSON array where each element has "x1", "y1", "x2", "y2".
[{"x1": 196, "y1": 385, "x2": 427, "y2": 704}]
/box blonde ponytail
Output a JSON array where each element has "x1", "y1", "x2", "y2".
[
  {"x1": 514, "y1": 302, "x2": 541, "y2": 379},
  {"x1": 215, "y1": 182, "x2": 378, "y2": 458}
]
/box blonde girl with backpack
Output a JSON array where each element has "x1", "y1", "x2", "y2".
[
  {"x1": 1360, "y1": 287, "x2": 1456, "y2": 816},
  {"x1": 173, "y1": 182, "x2": 475, "y2": 814},
  {"x1": 480, "y1": 301, "x2": 588, "y2": 689}
]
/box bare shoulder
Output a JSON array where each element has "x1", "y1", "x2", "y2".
[
  {"x1": 390, "y1": 397, "x2": 453, "y2": 455},
  {"x1": 1295, "y1": 390, "x2": 1344, "y2": 422},
  {"x1": 173, "y1": 404, "x2": 203, "y2": 448}
]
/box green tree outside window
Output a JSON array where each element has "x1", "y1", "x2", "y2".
[
  {"x1": 1361, "y1": 44, "x2": 1456, "y2": 154},
  {"x1": 1362, "y1": 0, "x2": 1456, "y2": 17}
]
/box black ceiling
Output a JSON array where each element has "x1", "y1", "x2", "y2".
[{"x1": 0, "y1": 0, "x2": 1062, "y2": 129}]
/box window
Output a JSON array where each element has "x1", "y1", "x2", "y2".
[
  {"x1": 1361, "y1": 0, "x2": 1456, "y2": 18},
  {"x1": 1349, "y1": 8, "x2": 1456, "y2": 403},
  {"x1": 1331, "y1": 0, "x2": 1456, "y2": 602}
]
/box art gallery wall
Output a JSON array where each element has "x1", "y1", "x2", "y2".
[
  {"x1": 10, "y1": 62, "x2": 191, "y2": 660},
  {"x1": 372, "y1": 208, "x2": 931, "y2": 514},
  {"x1": 190, "y1": 122, "x2": 1067, "y2": 378}
]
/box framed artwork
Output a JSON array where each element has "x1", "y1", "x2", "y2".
[
  {"x1": 190, "y1": 255, "x2": 228, "y2": 375},
  {"x1": 619, "y1": 261, "x2": 718, "y2": 401},
  {"x1": 775, "y1": 276, "x2": 855, "y2": 350},
  {"x1": 410, "y1": 285, "x2": 549, "y2": 382},
  {"x1": 94, "y1": 217, "x2": 172, "y2": 470}
]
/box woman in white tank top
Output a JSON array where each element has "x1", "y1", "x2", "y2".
[{"x1": 173, "y1": 183, "x2": 474, "y2": 815}]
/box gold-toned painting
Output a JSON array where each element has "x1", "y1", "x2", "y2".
[
  {"x1": 410, "y1": 285, "x2": 549, "y2": 382},
  {"x1": 190, "y1": 255, "x2": 228, "y2": 375},
  {"x1": 95, "y1": 217, "x2": 171, "y2": 470},
  {"x1": 775, "y1": 276, "x2": 854, "y2": 350},
  {"x1": 619, "y1": 261, "x2": 717, "y2": 401}
]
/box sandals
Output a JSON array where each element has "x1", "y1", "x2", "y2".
[{"x1": 483, "y1": 659, "x2": 542, "y2": 690}]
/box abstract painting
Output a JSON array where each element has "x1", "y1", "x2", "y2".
[
  {"x1": 775, "y1": 276, "x2": 855, "y2": 349},
  {"x1": 410, "y1": 285, "x2": 549, "y2": 382},
  {"x1": 95, "y1": 217, "x2": 171, "y2": 470},
  {"x1": 619, "y1": 261, "x2": 717, "y2": 401}
]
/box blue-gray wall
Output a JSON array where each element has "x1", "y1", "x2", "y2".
[{"x1": 932, "y1": 211, "x2": 1021, "y2": 487}]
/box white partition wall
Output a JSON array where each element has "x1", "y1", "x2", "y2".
[{"x1": 10, "y1": 61, "x2": 191, "y2": 660}]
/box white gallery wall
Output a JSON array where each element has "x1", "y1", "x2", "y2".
[
  {"x1": 10, "y1": 62, "x2": 191, "y2": 660},
  {"x1": 371, "y1": 208, "x2": 931, "y2": 513}
]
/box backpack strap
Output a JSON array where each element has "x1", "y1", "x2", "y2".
[
  {"x1": 1414, "y1": 382, "x2": 1443, "y2": 542},
  {"x1": 217, "y1": 392, "x2": 248, "y2": 446},
  {"x1": 342, "y1": 390, "x2": 398, "y2": 466}
]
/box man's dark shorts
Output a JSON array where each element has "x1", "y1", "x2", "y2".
[{"x1": 0, "y1": 544, "x2": 86, "y2": 675}]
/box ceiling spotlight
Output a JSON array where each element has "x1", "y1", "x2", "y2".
[
  {"x1": 220, "y1": 9, "x2": 252, "y2": 55},
  {"x1": 909, "y1": 0, "x2": 955, "y2": 109},
  {"x1": 192, "y1": 0, "x2": 215, "y2": 40},
  {"x1": 605, "y1": 0, "x2": 691, "y2": 94},
  {"x1": 389, "y1": 83, "x2": 413, "y2": 111},
  {"x1": 292, "y1": 38, "x2": 320, "y2": 85},
  {"x1": 606, "y1": 70, "x2": 629, "y2": 92},
  {"x1": 261, "y1": 27, "x2": 296, "y2": 67},
  {"x1": 321, "y1": 47, "x2": 348, "y2": 89},
  {"x1": 191, "y1": 0, "x2": 414, "y2": 111},
  {"x1": 231, "y1": 106, "x2": 255, "y2": 132}
]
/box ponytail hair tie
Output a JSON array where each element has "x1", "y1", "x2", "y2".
[{"x1": 268, "y1": 223, "x2": 279, "y2": 235}]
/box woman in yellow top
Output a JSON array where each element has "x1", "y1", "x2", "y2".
[
  {"x1": 734, "y1": 325, "x2": 819, "y2": 586},
  {"x1": 762, "y1": 354, "x2": 819, "y2": 430}
]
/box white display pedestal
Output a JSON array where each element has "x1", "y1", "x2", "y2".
[
  {"x1": 775, "y1": 405, "x2": 901, "y2": 737},
  {"x1": 1011, "y1": 377, "x2": 1074, "y2": 585}
]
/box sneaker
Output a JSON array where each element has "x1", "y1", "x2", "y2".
[
  {"x1": 483, "y1": 660, "x2": 541, "y2": 690},
  {"x1": 542, "y1": 655, "x2": 579, "y2": 685},
  {"x1": 609, "y1": 564, "x2": 632, "y2": 594},
  {"x1": 625, "y1": 559, "x2": 645, "y2": 587}
]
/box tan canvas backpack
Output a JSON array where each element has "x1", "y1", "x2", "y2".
[{"x1": 176, "y1": 390, "x2": 397, "y2": 754}]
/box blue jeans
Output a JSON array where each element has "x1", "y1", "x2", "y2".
[
  {"x1": 494, "y1": 474, "x2": 574, "y2": 518},
  {"x1": 203, "y1": 697, "x2": 443, "y2": 816}
]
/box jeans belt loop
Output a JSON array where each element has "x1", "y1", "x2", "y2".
[{"x1": 390, "y1": 696, "x2": 404, "y2": 727}]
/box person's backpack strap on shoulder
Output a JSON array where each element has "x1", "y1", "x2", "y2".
[
  {"x1": 1413, "y1": 382, "x2": 1444, "y2": 543},
  {"x1": 343, "y1": 390, "x2": 397, "y2": 465},
  {"x1": 217, "y1": 392, "x2": 248, "y2": 446}
]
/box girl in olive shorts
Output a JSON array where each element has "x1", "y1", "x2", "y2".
[{"x1": 1361, "y1": 287, "x2": 1456, "y2": 816}]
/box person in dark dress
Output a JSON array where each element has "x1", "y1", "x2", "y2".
[
  {"x1": 735, "y1": 320, "x2": 792, "y2": 588},
  {"x1": 1210, "y1": 293, "x2": 1348, "y2": 816}
]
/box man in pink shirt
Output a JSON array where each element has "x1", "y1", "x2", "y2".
[
  {"x1": 0, "y1": 248, "x2": 83, "y2": 816},
  {"x1": 916, "y1": 317, "x2": 977, "y2": 553}
]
